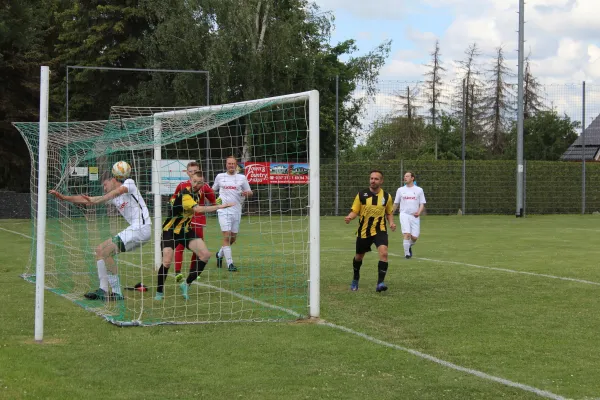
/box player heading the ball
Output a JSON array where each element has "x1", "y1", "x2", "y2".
[{"x1": 49, "y1": 166, "x2": 150, "y2": 301}]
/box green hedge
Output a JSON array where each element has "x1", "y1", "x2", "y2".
[{"x1": 320, "y1": 160, "x2": 600, "y2": 215}]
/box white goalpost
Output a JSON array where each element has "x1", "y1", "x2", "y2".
[{"x1": 15, "y1": 66, "x2": 320, "y2": 335}]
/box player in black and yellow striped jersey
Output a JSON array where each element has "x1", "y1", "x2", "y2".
[
  {"x1": 155, "y1": 171, "x2": 235, "y2": 301},
  {"x1": 344, "y1": 170, "x2": 396, "y2": 293}
]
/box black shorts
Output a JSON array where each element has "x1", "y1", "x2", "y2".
[
  {"x1": 355, "y1": 231, "x2": 388, "y2": 254},
  {"x1": 161, "y1": 230, "x2": 186, "y2": 250}
]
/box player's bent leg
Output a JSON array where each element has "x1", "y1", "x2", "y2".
[
  {"x1": 174, "y1": 243, "x2": 185, "y2": 274},
  {"x1": 182, "y1": 239, "x2": 210, "y2": 291}
]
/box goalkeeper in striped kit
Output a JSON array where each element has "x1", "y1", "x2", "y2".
[
  {"x1": 212, "y1": 156, "x2": 253, "y2": 272},
  {"x1": 49, "y1": 171, "x2": 151, "y2": 301},
  {"x1": 155, "y1": 171, "x2": 234, "y2": 301},
  {"x1": 171, "y1": 161, "x2": 217, "y2": 282}
]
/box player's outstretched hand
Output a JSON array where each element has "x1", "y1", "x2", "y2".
[{"x1": 48, "y1": 190, "x2": 64, "y2": 200}]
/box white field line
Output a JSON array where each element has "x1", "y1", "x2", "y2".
[
  {"x1": 324, "y1": 247, "x2": 600, "y2": 286},
  {"x1": 0, "y1": 226, "x2": 569, "y2": 399}
]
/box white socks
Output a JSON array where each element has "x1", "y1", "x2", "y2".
[
  {"x1": 97, "y1": 260, "x2": 109, "y2": 292},
  {"x1": 222, "y1": 246, "x2": 233, "y2": 266},
  {"x1": 108, "y1": 274, "x2": 122, "y2": 295},
  {"x1": 97, "y1": 259, "x2": 122, "y2": 295},
  {"x1": 403, "y1": 240, "x2": 411, "y2": 256}
]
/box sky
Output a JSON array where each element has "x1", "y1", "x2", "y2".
[
  {"x1": 312, "y1": 0, "x2": 600, "y2": 132},
  {"x1": 313, "y1": 0, "x2": 600, "y2": 84}
]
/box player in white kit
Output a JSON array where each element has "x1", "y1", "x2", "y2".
[
  {"x1": 212, "y1": 156, "x2": 253, "y2": 271},
  {"x1": 49, "y1": 171, "x2": 151, "y2": 300},
  {"x1": 392, "y1": 171, "x2": 426, "y2": 259}
]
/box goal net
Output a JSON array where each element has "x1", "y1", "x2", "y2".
[{"x1": 13, "y1": 91, "x2": 320, "y2": 326}]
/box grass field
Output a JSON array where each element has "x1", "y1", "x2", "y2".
[{"x1": 1, "y1": 215, "x2": 600, "y2": 399}]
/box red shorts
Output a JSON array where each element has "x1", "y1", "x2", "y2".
[{"x1": 189, "y1": 223, "x2": 204, "y2": 239}]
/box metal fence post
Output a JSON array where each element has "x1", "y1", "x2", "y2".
[
  {"x1": 462, "y1": 78, "x2": 467, "y2": 215},
  {"x1": 582, "y1": 81, "x2": 586, "y2": 215},
  {"x1": 335, "y1": 75, "x2": 339, "y2": 216}
]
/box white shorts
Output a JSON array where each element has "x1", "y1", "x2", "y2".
[
  {"x1": 399, "y1": 213, "x2": 420, "y2": 237},
  {"x1": 116, "y1": 224, "x2": 151, "y2": 252},
  {"x1": 217, "y1": 210, "x2": 242, "y2": 233}
]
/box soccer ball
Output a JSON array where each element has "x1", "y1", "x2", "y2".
[{"x1": 112, "y1": 161, "x2": 131, "y2": 179}]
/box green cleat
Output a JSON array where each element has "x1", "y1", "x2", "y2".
[
  {"x1": 175, "y1": 273, "x2": 184, "y2": 283},
  {"x1": 179, "y1": 282, "x2": 189, "y2": 300},
  {"x1": 154, "y1": 292, "x2": 164, "y2": 301}
]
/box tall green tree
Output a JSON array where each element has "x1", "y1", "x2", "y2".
[
  {"x1": 52, "y1": 0, "x2": 151, "y2": 120},
  {"x1": 0, "y1": 0, "x2": 65, "y2": 191},
  {"x1": 504, "y1": 111, "x2": 578, "y2": 161}
]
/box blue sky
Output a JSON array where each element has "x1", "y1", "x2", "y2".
[{"x1": 314, "y1": 0, "x2": 600, "y2": 83}]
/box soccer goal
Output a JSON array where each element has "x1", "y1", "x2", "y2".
[{"x1": 13, "y1": 67, "x2": 320, "y2": 329}]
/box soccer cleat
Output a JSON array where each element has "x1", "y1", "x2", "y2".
[
  {"x1": 405, "y1": 254, "x2": 412, "y2": 259},
  {"x1": 376, "y1": 282, "x2": 388, "y2": 293},
  {"x1": 227, "y1": 264, "x2": 238, "y2": 272},
  {"x1": 84, "y1": 288, "x2": 107, "y2": 300},
  {"x1": 107, "y1": 292, "x2": 124, "y2": 301},
  {"x1": 179, "y1": 282, "x2": 189, "y2": 300},
  {"x1": 350, "y1": 280, "x2": 359, "y2": 291},
  {"x1": 175, "y1": 273, "x2": 184, "y2": 283},
  {"x1": 154, "y1": 292, "x2": 164, "y2": 301},
  {"x1": 216, "y1": 252, "x2": 223, "y2": 268}
]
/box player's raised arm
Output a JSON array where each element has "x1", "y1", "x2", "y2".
[
  {"x1": 193, "y1": 202, "x2": 235, "y2": 214},
  {"x1": 49, "y1": 190, "x2": 93, "y2": 205},
  {"x1": 86, "y1": 184, "x2": 128, "y2": 205}
]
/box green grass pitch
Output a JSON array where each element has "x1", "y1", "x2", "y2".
[{"x1": 1, "y1": 215, "x2": 599, "y2": 399}]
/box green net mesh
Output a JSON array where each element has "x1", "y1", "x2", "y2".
[{"x1": 13, "y1": 94, "x2": 314, "y2": 325}]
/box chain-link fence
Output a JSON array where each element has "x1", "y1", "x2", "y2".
[{"x1": 321, "y1": 80, "x2": 600, "y2": 216}]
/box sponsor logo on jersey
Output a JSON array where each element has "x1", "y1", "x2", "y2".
[{"x1": 119, "y1": 202, "x2": 128, "y2": 210}]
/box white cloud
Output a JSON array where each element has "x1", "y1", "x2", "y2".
[{"x1": 314, "y1": 0, "x2": 600, "y2": 84}]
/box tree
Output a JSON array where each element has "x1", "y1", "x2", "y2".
[
  {"x1": 417, "y1": 115, "x2": 488, "y2": 160},
  {"x1": 0, "y1": 0, "x2": 67, "y2": 191},
  {"x1": 504, "y1": 111, "x2": 579, "y2": 161},
  {"x1": 52, "y1": 0, "x2": 151, "y2": 120},
  {"x1": 482, "y1": 46, "x2": 515, "y2": 155},
  {"x1": 423, "y1": 40, "x2": 446, "y2": 159},
  {"x1": 523, "y1": 54, "x2": 544, "y2": 119},
  {"x1": 352, "y1": 115, "x2": 427, "y2": 160},
  {"x1": 454, "y1": 43, "x2": 485, "y2": 144},
  {"x1": 394, "y1": 85, "x2": 422, "y2": 121}
]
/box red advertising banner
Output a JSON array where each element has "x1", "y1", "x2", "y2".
[{"x1": 242, "y1": 162, "x2": 309, "y2": 184}]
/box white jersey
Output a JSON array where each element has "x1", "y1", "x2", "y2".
[
  {"x1": 110, "y1": 179, "x2": 151, "y2": 227},
  {"x1": 212, "y1": 172, "x2": 251, "y2": 213},
  {"x1": 394, "y1": 185, "x2": 426, "y2": 215}
]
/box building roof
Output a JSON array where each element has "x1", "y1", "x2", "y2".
[{"x1": 562, "y1": 114, "x2": 600, "y2": 161}]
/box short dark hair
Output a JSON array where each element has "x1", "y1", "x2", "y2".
[
  {"x1": 192, "y1": 171, "x2": 204, "y2": 179},
  {"x1": 370, "y1": 169, "x2": 384, "y2": 178},
  {"x1": 405, "y1": 171, "x2": 415, "y2": 179}
]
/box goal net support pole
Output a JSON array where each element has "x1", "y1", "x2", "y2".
[{"x1": 35, "y1": 66, "x2": 50, "y2": 342}]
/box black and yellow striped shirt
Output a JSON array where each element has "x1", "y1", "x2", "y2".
[
  {"x1": 162, "y1": 188, "x2": 199, "y2": 234},
  {"x1": 351, "y1": 188, "x2": 394, "y2": 238}
]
